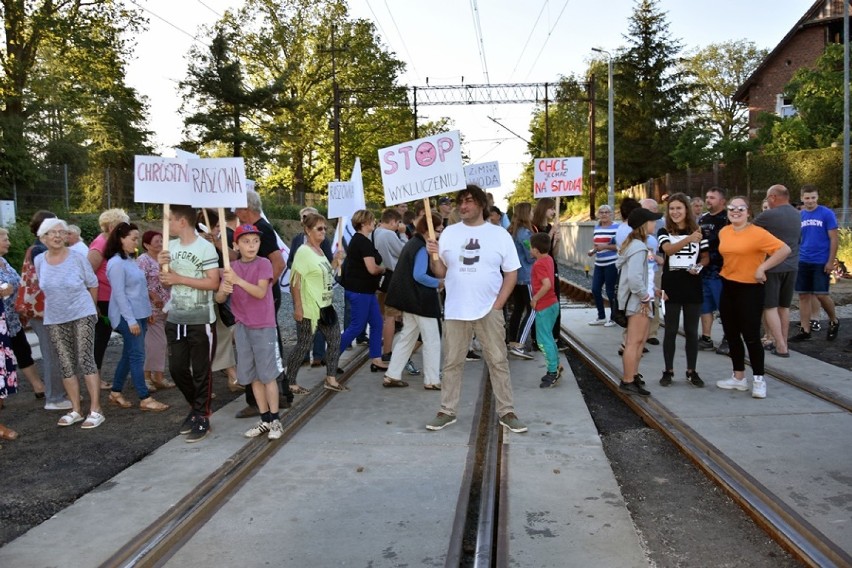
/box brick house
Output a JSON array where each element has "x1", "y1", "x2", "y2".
[{"x1": 733, "y1": 0, "x2": 850, "y2": 137}]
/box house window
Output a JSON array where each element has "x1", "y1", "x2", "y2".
[{"x1": 776, "y1": 94, "x2": 797, "y2": 118}]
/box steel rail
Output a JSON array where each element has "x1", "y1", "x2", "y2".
[
  {"x1": 563, "y1": 327, "x2": 852, "y2": 568},
  {"x1": 99, "y1": 350, "x2": 370, "y2": 568},
  {"x1": 558, "y1": 276, "x2": 852, "y2": 413}
]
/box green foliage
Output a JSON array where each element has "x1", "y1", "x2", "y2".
[
  {"x1": 748, "y1": 147, "x2": 844, "y2": 207},
  {"x1": 838, "y1": 228, "x2": 852, "y2": 267},
  {"x1": 4, "y1": 222, "x2": 35, "y2": 273},
  {"x1": 71, "y1": 214, "x2": 102, "y2": 244}
]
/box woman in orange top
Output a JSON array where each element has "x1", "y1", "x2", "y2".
[{"x1": 715, "y1": 196, "x2": 790, "y2": 399}]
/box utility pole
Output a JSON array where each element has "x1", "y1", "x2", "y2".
[
  {"x1": 322, "y1": 25, "x2": 344, "y2": 180},
  {"x1": 588, "y1": 74, "x2": 596, "y2": 220},
  {"x1": 592, "y1": 48, "x2": 615, "y2": 212}
]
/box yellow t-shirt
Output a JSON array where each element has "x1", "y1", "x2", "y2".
[
  {"x1": 290, "y1": 246, "x2": 334, "y2": 330},
  {"x1": 718, "y1": 224, "x2": 784, "y2": 283}
]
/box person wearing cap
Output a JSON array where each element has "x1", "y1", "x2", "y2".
[
  {"x1": 438, "y1": 196, "x2": 453, "y2": 228},
  {"x1": 216, "y1": 223, "x2": 285, "y2": 439},
  {"x1": 34, "y1": 218, "x2": 105, "y2": 427},
  {"x1": 157, "y1": 205, "x2": 220, "y2": 443},
  {"x1": 616, "y1": 207, "x2": 663, "y2": 397},
  {"x1": 714, "y1": 196, "x2": 790, "y2": 399}
]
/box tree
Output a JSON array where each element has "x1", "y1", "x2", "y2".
[
  {"x1": 681, "y1": 39, "x2": 767, "y2": 163},
  {"x1": 614, "y1": 0, "x2": 692, "y2": 183}
]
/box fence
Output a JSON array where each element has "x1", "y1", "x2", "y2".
[{"x1": 620, "y1": 159, "x2": 748, "y2": 202}]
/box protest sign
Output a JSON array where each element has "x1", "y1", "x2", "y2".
[
  {"x1": 328, "y1": 158, "x2": 366, "y2": 220},
  {"x1": 379, "y1": 130, "x2": 465, "y2": 206},
  {"x1": 533, "y1": 157, "x2": 584, "y2": 198},
  {"x1": 188, "y1": 157, "x2": 248, "y2": 209},
  {"x1": 134, "y1": 156, "x2": 193, "y2": 205},
  {"x1": 464, "y1": 161, "x2": 501, "y2": 189}
]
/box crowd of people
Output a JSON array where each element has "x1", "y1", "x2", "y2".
[{"x1": 0, "y1": 182, "x2": 843, "y2": 442}]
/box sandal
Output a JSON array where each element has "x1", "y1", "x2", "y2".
[
  {"x1": 290, "y1": 385, "x2": 311, "y2": 396},
  {"x1": 151, "y1": 377, "x2": 176, "y2": 390},
  {"x1": 100, "y1": 380, "x2": 112, "y2": 390},
  {"x1": 81, "y1": 411, "x2": 105, "y2": 429},
  {"x1": 0, "y1": 424, "x2": 18, "y2": 440},
  {"x1": 383, "y1": 377, "x2": 409, "y2": 388},
  {"x1": 423, "y1": 384, "x2": 441, "y2": 391},
  {"x1": 58, "y1": 411, "x2": 84, "y2": 427},
  {"x1": 140, "y1": 398, "x2": 170, "y2": 412},
  {"x1": 324, "y1": 380, "x2": 350, "y2": 392},
  {"x1": 108, "y1": 392, "x2": 132, "y2": 409},
  {"x1": 227, "y1": 375, "x2": 244, "y2": 392}
]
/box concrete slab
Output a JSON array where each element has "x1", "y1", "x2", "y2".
[
  {"x1": 501, "y1": 355, "x2": 650, "y2": 567},
  {"x1": 169, "y1": 360, "x2": 487, "y2": 567},
  {"x1": 561, "y1": 306, "x2": 852, "y2": 558}
]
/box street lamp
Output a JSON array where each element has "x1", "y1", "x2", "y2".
[{"x1": 592, "y1": 47, "x2": 615, "y2": 212}]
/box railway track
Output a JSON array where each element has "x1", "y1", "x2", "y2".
[
  {"x1": 99, "y1": 350, "x2": 510, "y2": 568},
  {"x1": 558, "y1": 276, "x2": 852, "y2": 568}
]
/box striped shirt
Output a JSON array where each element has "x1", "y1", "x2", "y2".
[{"x1": 593, "y1": 223, "x2": 619, "y2": 267}]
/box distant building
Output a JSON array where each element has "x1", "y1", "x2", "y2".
[{"x1": 733, "y1": 0, "x2": 850, "y2": 137}]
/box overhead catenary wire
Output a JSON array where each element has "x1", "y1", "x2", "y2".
[
  {"x1": 523, "y1": 0, "x2": 573, "y2": 81},
  {"x1": 128, "y1": 0, "x2": 204, "y2": 45},
  {"x1": 509, "y1": 0, "x2": 549, "y2": 81},
  {"x1": 469, "y1": 0, "x2": 490, "y2": 84},
  {"x1": 382, "y1": 0, "x2": 422, "y2": 83},
  {"x1": 195, "y1": 0, "x2": 223, "y2": 18}
]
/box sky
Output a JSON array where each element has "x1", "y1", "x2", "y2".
[{"x1": 125, "y1": 0, "x2": 814, "y2": 207}]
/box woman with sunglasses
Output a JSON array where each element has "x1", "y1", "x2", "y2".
[
  {"x1": 715, "y1": 197, "x2": 790, "y2": 399},
  {"x1": 286, "y1": 213, "x2": 346, "y2": 392}
]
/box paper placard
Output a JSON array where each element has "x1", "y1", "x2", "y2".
[
  {"x1": 464, "y1": 161, "x2": 501, "y2": 189},
  {"x1": 134, "y1": 156, "x2": 193, "y2": 205},
  {"x1": 328, "y1": 182, "x2": 355, "y2": 218},
  {"x1": 533, "y1": 157, "x2": 584, "y2": 198},
  {"x1": 379, "y1": 130, "x2": 466, "y2": 205},
  {"x1": 188, "y1": 157, "x2": 248, "y2": 208},
  {"x1": 666, "y1": 235, "x2": 700, "y2": 269}
]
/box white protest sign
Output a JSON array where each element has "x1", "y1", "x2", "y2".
[
  {"x1": 134, "y1": 156, "x2": 193, "y2": 205},
  {"x1": 174, "y1": 148, "x2": 199, "y2": 160},
  {"x1": 350, "y1": 158, "x2": 366, "y2": 210},
  {"x1": 379, "y1": 130, "x2": 465, "y2": 206},
  {"x1": 328, "y1": 157, "x2": 366, "y2": 219},
  {"x1": 188, "y1": 157, "x2": 248, "y2": 208},
  {"x1": 464, "y1": 161, "x2": 501, "y2": 189},
  {"x1": 533, "y1": 157, "x2": 584, "y2": 198}
]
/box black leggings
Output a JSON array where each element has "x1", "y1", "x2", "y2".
[
  {"x1": 662, "y1": 301, "x2": 701, "y2": 371},
  {"x1": 285, "y1": 318, "x2": 342, "y2": 384},
  {"x1": 719, "y1": 279, "x2": 765, "y2": 375}
]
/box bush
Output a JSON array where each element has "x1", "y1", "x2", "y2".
[{"x1": 4, "y1": 222, "x2": 36, "y2": 272}]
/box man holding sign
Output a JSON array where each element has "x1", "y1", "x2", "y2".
[
  {"x1": 424, "y1": 185, "x2": 528, "y2": 434},
  {"x1": 158, "y1": 205, "x2": 220, "y2": 443}
]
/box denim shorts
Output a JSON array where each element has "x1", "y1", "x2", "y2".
[
  {"x1": 701, "y1": 276, "x2": 722, "y2": 314},
  {"x1": 795, "y1": 262, "x2": 830, "y2": 294}
]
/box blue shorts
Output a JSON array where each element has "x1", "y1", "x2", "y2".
[
  {"x1": 701, "y1": 276, "x2": 722, "y2": 315},
  {"x1": 795, "y1": 262, "x2": 830, "y2": 294}
]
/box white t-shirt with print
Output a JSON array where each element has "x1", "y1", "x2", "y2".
[{"x1": 439, "y1": 221, "x2": 520, "y2": 321}]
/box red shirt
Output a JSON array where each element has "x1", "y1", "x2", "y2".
[{"x1": 532, "y1": 255, "x2": 557, "y2": 310}]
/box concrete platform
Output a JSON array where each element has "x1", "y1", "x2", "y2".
[
  {"x1": 561, "y1": 306, "x2": 852, "y2": 557},
  {"x1": 0, "y1": 341, "x2": 649, "y2": 567}
]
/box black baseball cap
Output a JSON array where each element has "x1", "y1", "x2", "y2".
[{"x1": 627, "y1": 208, "x2": 663, "y2": 229}]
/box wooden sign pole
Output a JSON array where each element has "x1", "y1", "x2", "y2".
[
  {"x1": 161, "y1": 203, "x2": 170, "y2": 273},
  {"x1": 218, "y1": 207, "x2": 230, "y2": 271},
  {"x1": 423, "y1": 198, "x2": 439, "y2": 261}
]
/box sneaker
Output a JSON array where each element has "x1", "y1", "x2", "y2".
[
  {"x1": 588, "y1": 318, "x2": 607, "y2": 326},
  {"x1": 355, "y1": 336, "x2": 369, "y2": 346},
  {"x1": 789, "y1": 328, "x2": 812, "y2": 342},
  {"x1": 499, "y1": 412, "x2": 528, "y2": 433},
  {"x1": 179, "y1": 412, "x2": 196, "y2": 435},
  {"x1": 634, "y1": 373, "x2": 645, "y2": 386},
  {"x1": 827, "y1": 320, "x2": 840, "y2": 341},
  {"x1": 716, "y1": 375, "x2": 748, "y2": 391},
  {"x1": 619, "y1": 380, "x2": 650, "y2": 396},
  {"x1": 44, "y1": 400, "x2": 73, "y2": 411},
  {"x1": 646, "y1": 337, "x2": 660, "y2": 346},
  {"x1": 698, "y1": 336, "x2": 714, "y2": 350},
  {"x1": 539, "y1": 372, "x2": 558, "y2": 388},
  {"x1": 244, "y1": 420, "x2": 270, "y2": 438},
  {"x1": 686, "y1": 370, "x2": 705, "y2": 388},
  {"x1": 556, "y1": 364, "x2": 564, "y2": 379},
  {"x1": 508, "y1": 346, "x2": 533, "y2": 360},
  {"x1": 604, "y1": 320, "x2": 617, "y2": 327},
  {"x1": 715, "y1": 339, "x2": 730, "y2": 355},
  {"x1": 752, "y1": 377, "x2": 766, "y2": 399},
  {"x1": 556, "y1": 339, "x2": 570, "y2": 352},
  {"x1": 659, "y1": 371, "x2": 673, "y2": 387},
  {"x1": 426, "y1": 412, "x2": 457, "y2": 431},
  {"x1": 465, "y1": 350, "x2": 482, "y2": 362},
  {"x1": 186, "y1": 418, "x2": 210, "y2": 443},
  {"x1": 405, "y1": 360, "x2": 422, "y2": 376},
  {"x1": 267, "y1": 419, "x2": 283, "y2": 440},
  {"x1": 810, "y1": 320, "x2": 821, "y2": 332}
]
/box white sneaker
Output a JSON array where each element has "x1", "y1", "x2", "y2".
[
  {"x1": 604, "y1": 320, "x2": 616, "y2": 327},
  {"x1": 244, "y1": 420, "x2": 270, "y2": 438},
  {"x1": 715, "y1": 375, "x2": 749, "y2": 391},
  {"x1": 588, "y1": 318, "x2": 607, "y2": 326},
  {"x1": 267, "y1": 419, "x2": 283, "y2": 440},
  {"x1": 751, "y1": 377, "x2": 767, "y2": 399},
  {"x1": 508, "y1": 346, "x2": 534, "y2": 360},
  {"x1": 44, "y1": 400, "x2": 73, "y2": 411}
]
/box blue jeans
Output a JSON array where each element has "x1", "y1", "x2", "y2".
[
  {"x1": 592, "y1": 264, "x2": 618, "y2": 320},
  {"x1": 112, "y1": 318, "x2": 149, "y2": 399},
  {"x1": 340, "y1": 290, "x2": 383, "y2": 358}
]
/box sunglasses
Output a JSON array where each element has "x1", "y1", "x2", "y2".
[
  {"x1": 314, "y1": 226, "x2": 327, "y2": 232},
  {"x1": 726, "y1": 205, "x2": 747, "y2": 213}
]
